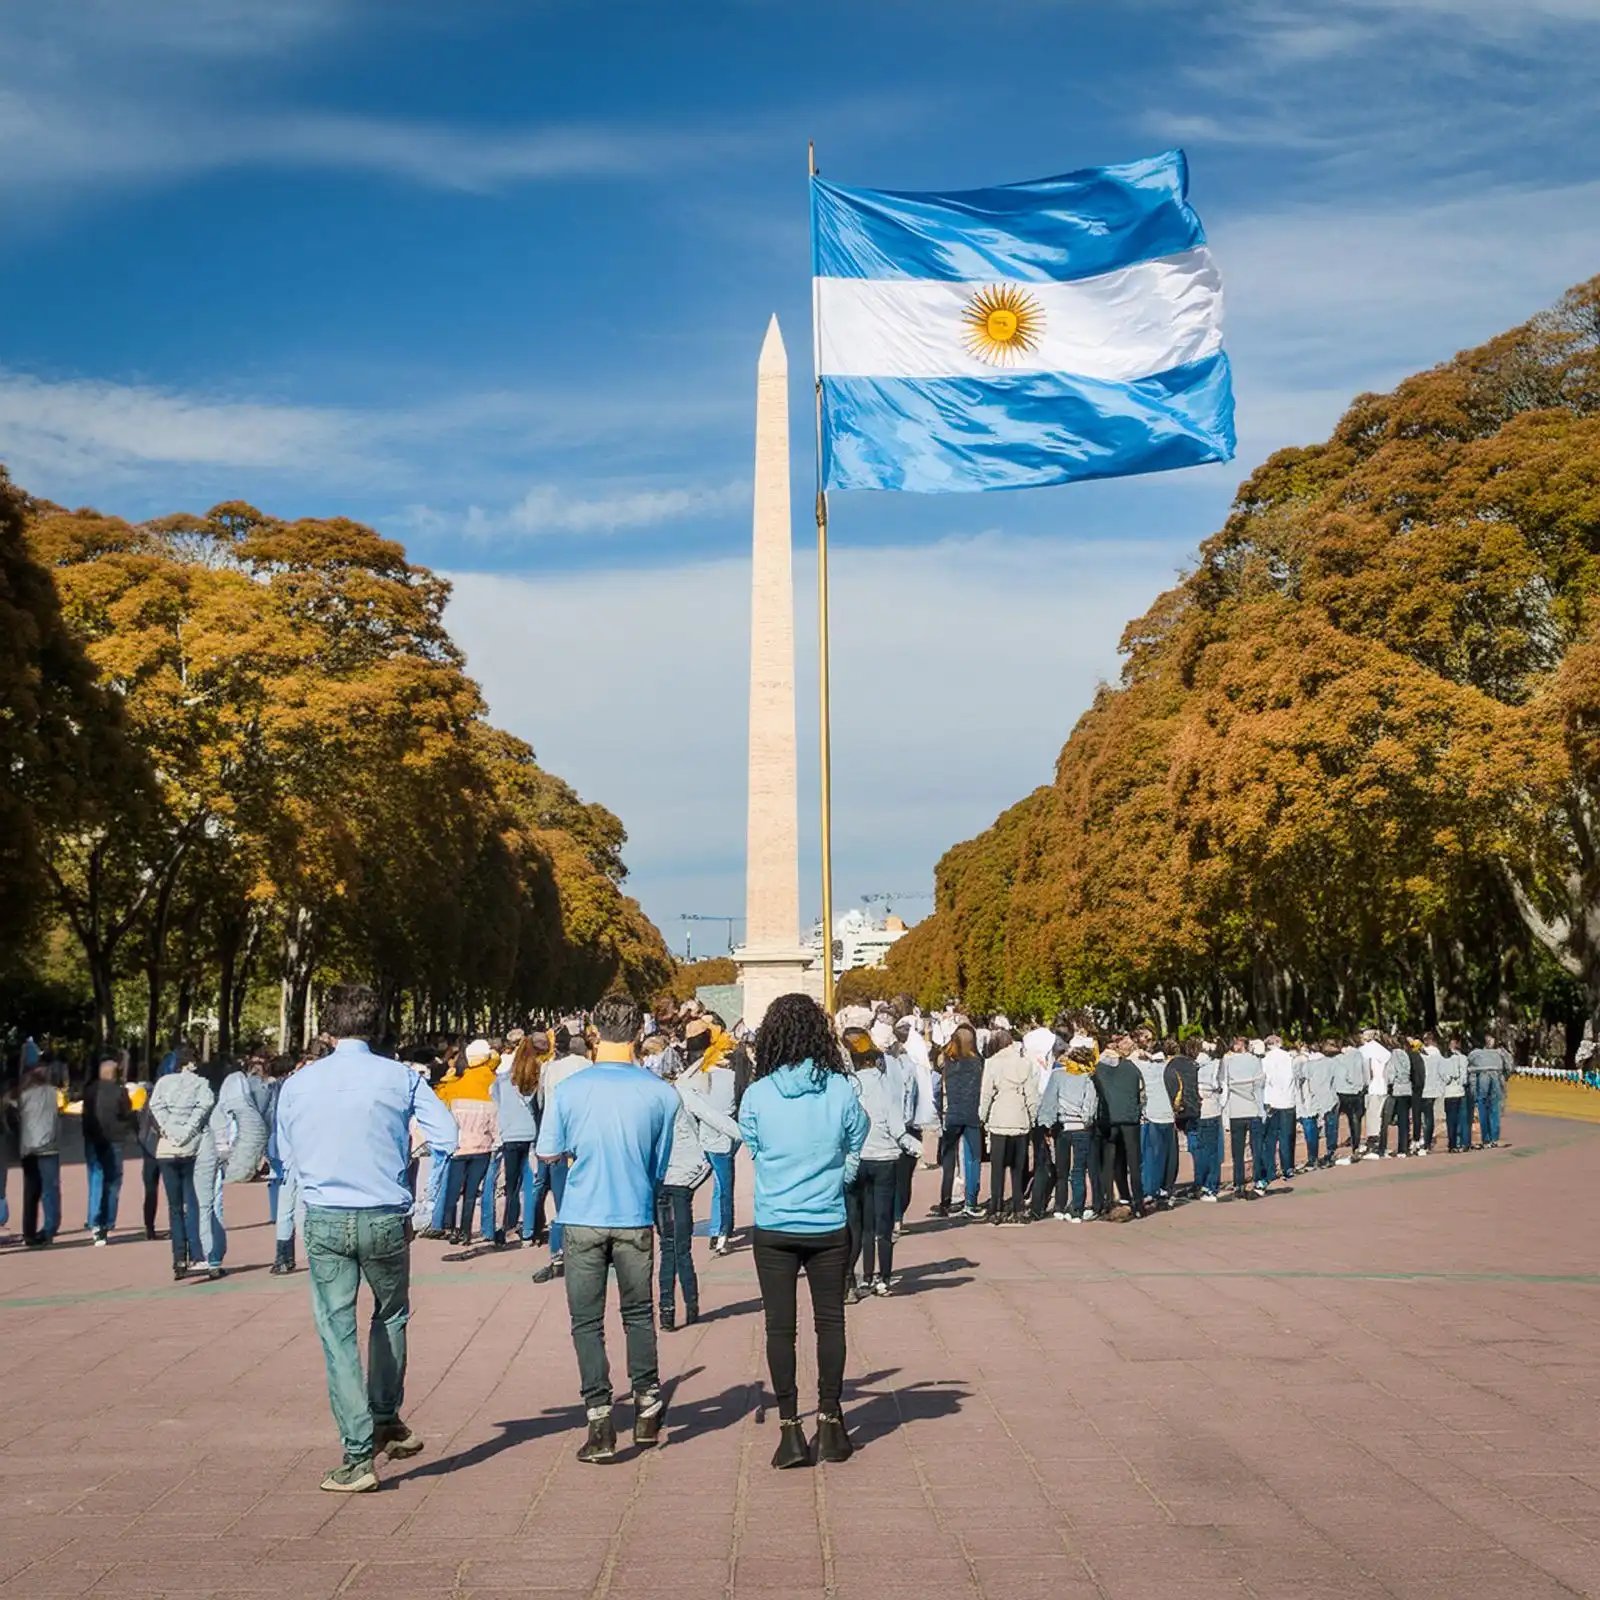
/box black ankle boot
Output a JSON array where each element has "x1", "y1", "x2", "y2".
[
  {"x1": 814, "y1": 1413, "x2": 854, "y2": 1464},
  {"x1": 772, "y1": 1419, "x2": 812, "y2": 1469},
  {"x1": 576, "y1": 1409, "x2": 617, "y2": 1464},
  {"x1": 269, "y1": 1241, "x2": 296, "y2": 1276}
]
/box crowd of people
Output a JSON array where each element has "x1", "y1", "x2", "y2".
[{"x1": 0, "y1": 993, "x2": 1530, "y2": 1494}]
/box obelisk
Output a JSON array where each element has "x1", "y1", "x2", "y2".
[{"x1": 734, "y1": 316, "x2": 816, "y2": 1029}]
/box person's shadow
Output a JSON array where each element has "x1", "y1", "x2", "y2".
[{"x1": 892, "y1": 1256, "x2": 976, "y2": 1295}]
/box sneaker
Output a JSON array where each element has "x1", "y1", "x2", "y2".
[
  {"x1": 659, "y1": 1307, "x2": 676, "y2": 1333},
  {"x1": 1052, "y1": 1210, "x2": 1068, "y2": 1221},
  {"x1": 771, "y1": 1418, "x2": 812, "y2": 1470},
  {"x1": 870, "y1": 1277, "x2": 890, "y2": 1297},
  {"x1": 709, "y1": 1235, "x2": 723, "y2": 1255},
  {"x1": 206, "y1": 1266, "x2": 225, "y2": 1281},
  {"x1": 633, "y1": 1391, "x2": 664, "y2": 1449},
  {"x1": 1335, "y1": 1156, "x2": 1352, "y2": 1166},
  {"x1": 962, "y1": 1205, "x2": 983, "y2": 1219},
  {"x1": 374, "y1": 1419, "x2": 424, "y2": 1460},
  {"x1": 172, "y1": 1261, "x2": 188, "y2": 1281},
  {"x1": 92, "y1": 1230, "x2": 108, "y2": 1247},
  {"x1": 1068, "y1": 1213, "x2": 1083, "y2": 1224},
  {"x1": 577, "y1": 1410, "x2": 617, "y2": 1464},
  {"x1": 1396, "y1": 1152, "x2": 1407, "y2": 1160},
  {"x1": 320, "y1": 1458, "x2": 378, "y2": 1493},
  {"x1": 532, "y1": 1255, "x2": 564, "y2": 1284},
  {"x1": 891, "y1": 1221, "x2": 903, "y2": 1240},
  {"x1": 1200, "y1": 1192, "x2": 1219, "y2": 1203},
  {"x1": 1082, "y1": 1209, "x2": 1097, "y2": 1222},
  {"x1": 844, "y1": 1279, "x2": 865, "y2": 1306},
  {"x1": 930, "y1": 1203, "x2": 950, "y2": 1218},
  {"x1": 1254, "y1": 1182, "x2": 1268, "y2": 1195}
]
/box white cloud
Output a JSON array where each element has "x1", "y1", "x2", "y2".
[
  {"x1": 439, "y1": 481, "x2": 750, "y2": 541},
  {"x1": 445, "y1": 531, "x2": 1181, "y2": 943}
]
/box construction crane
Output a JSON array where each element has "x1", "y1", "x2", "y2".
[
  {"x1": 678, "y1": 913, "x2": 745, "y2": 960},
  {"x1": 861, "y1": 890, "x2": 931, "y2": 917}
]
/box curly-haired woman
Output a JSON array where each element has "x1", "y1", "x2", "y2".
[{"x1": 738, "y1": 994, "x2": 870, "y2": 1470}]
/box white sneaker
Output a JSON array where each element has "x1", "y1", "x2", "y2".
[
  {"x1": 1082, "y1": 1209, "x2": 1097, "y2": 1222},
  {"x1": 1396, "y1": 1151, "x2": 1407, "y2": 1159},
  {"x1": 1335, "y1": 1156, "x2": 1352, "y2": 1166},
  {"x1": 1052, "y1": 1211, "x2": 1068, "y2": 1221},
  {"x1": 1200, "y1": 1192, "x2": 1218, "y2": 1203},
  {"x1": 1068, "y1": 1214, "x2": 1082, "y2": 1224}
]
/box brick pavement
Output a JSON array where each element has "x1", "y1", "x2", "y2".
[{"x1": 1, "y1": 1110, "x2": 1597, "y2": 1599}]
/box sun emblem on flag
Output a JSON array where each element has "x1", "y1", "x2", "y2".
[{"x1": 961, "y1": 283, "x2": 1044, "y2": 365}]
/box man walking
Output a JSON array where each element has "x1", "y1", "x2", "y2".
[
  {"x1": 535, "y1": 994, "x2": 679, "y2": 1464},
  {"x1": 276, "y1": 984, "x2": 459, "y2": 1493}
]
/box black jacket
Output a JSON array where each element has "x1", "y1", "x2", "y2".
[
  {"x1": 82, "y1": 1081, "x2": 135, "y2": 1147},
  {"x1": 1094, "y1": 1057, "x2": 1143, "y2": 1127},
  {"x1": 1169, "y1": 1056, "x2": 1199, "y2": 1126},
  {"x1": 938, "y1": 1056, "x2": 984, "y2": 1128}
]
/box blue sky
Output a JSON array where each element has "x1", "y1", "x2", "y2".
[{"x1": 3, "y1": 0, "x2": 1598, "y2": 956}]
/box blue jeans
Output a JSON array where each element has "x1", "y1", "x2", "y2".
[
  {"x1": 546, "y1": 1159, "x2": 569, "y2": 1255},
  {"x1": 1300, "y1": 1116, "x2": 1322, "y2": 1167},
  {"x1": 1476, "y1": 1078, "x2": 1504, "y2": 1143},
  {"x1": 1140, "y1": 1122, "x2": 1175, "y2": 1199},
  {"x1": 655, "y1": 1184, "x2": 697, "y2": 1316},
  {"x1": 707, "y1": 1151, "x2": 735, "y2": 1239},
  {"x1": 1191, "y1": 1118, "x2": 1222, "y2": 1195},
  {"x1": 1052, "y1": 1128, "x2": 1094, "y2": 1215},
  {"x1": 85, "y1": 1142, "x2": 124, "y2": 1232},
  {"x1": 21, "y1": 1153, "x2": 62, "y2": 1242},
  {"x1": 442, "y1": 1153, "x2": 490, "y2": 1235},
  {"x1": 1445, "y1": 1096, "x2": 1469, "y2": 1150},
  {"x1": 159, "y1": 1157, "x2": 199, "y2": 1266},
  {"x1": 939, "y1": 1124, "x2": 983, "y2": 1207},
  {"x1": 304, "y1": 1206, "x2": 410, "y2": 1465},
  {"x1": 193, "y1": 1140, "x2": 226, "y2": 1267},
  {"x1": 499, "y1": 1141, "x2": 536, "y2": 1240},
  {"x1": 274, "y1": 1160, "x2": 301, "y2": 1245},
  {"x1": 1265, "y1": 1108, "x2": 1295, "y2": 1180}
]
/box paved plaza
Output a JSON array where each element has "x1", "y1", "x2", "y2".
[{"x1": 1, "y1": 1105, "x2": 1597, "y2": 1600}]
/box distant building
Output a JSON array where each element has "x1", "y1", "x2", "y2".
[{"x1": 807, "y1": 908, "x2": 910, "y2": 972}]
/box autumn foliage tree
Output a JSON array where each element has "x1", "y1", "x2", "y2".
[
  {"x1": 8, "y1": 488, "x2": 671, "y2": 1055},
  {"x1": 890, "y1": 274, "x2": 1600, "y2": 1043}
]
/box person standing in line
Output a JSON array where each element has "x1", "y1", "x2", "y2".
[
  {"x1": 1135, "y1": 1044, "x2": 1177, "y2": 1210},
  {"x1": 1093, "y1": 1041, "x2": 1146, "y2": 1220},
  {"x1": 841, "y1": 1029, "x2": 922, "y2": 1299},
  {"x1": 531, "y1": 1024, "x2": 594, "y2": 1285},
  {"x1": 739, "y1": 994, "x2": 870, "y2": 1470},
  {"x1": 267, "y1": 1054, "x2": 304, "y2": 1275},
  {"x1": 933, "y1": 1024, "x2": 984, "y2": 1218},
  {"x1": 1467, "y1": 1032, "x2": 1511, "y2": 1148},
  {"x1": 1406, "y1": 1037, "x2": 1428, "y2": 1154},
  {"x1": 1192, "y1": 1045, "x2": 1224, "y2": 1201},
  {"x1": 978, "y1": 1030, "x2": 1038, "y2": 1224},
  {"x1": 1380, "y1": 1037, "x2": 1413, "y2": 1157},
  {"x1": 1040, "y1": 1041, "x2": 1098, "y2": 1221},
  {"x1": 656, "y1": 1048, "x2": 742, "y2": 1330},
  {"x1": 683, "y1": 1017, "x2": 741, "y2": 1256},
  {"x1": 276, "y1": 984, "x2": 459, "y2": 1493},
  {"x1": 1332, "y1": 1036, "x2": 1369, "y2": 1163},
  {"x1": 148, "y1": 1052, "x2": 215, "y2": 1278},
  {"x1": 494, "y1": 1035, "x2": 542, "y2": 1249},
  {"x1": 1222, "y1": 1038, "x2": 1265, "y2": 1201},
  {"x1": 1360, "y1": 1028, "x2": 1390, "y2": 1155},
  {"x1": 1418, "y1": 1034, "x2": 1445, "y2": 1154},
  {"x1": 436, "y1": 1039, "x2": 500, "y2": 1248},
  {"x1": 1440, "y1": 1035, "x2": 1470, "y2": 1152},
  {"x1": 534, "y1": 995, "x2": 678, "y2": 1465},
  {"x1": 1167, "y1": 1041, "x2": 1200, "y2": 1199},
  {"x1": 892, "y1": 1014, "x2": 936, "y2": 1231},
  {"x1": 81, "y1": 1058, "x2": 135, "y2": 1245},
  {"x1": 1298, "y1": 1043, "x2": 1338, "y2": 1171},
  {"x1": 18, "y1": 1068, "x2": 62, "y2": 1249},
  {"x1": 1259, "y1": 1036, "x2": 1298, "y2": 1187}
]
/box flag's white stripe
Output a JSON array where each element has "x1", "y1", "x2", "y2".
[{"x1": 816, "y1": 246, "x2": 1223, "y2": 381}]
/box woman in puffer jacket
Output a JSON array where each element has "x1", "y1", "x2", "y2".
[{"x1": 978, "y1": 1030, "x2": 1039, "y2": 1223}]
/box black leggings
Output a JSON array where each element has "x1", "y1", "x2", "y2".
[
  {"x1": 988, "y1": 1133, "x2": 1028, "y2": 1217},
  {"x1": 1337, "y1": 1094, "x2": 1365, "y2": 1155},
  {"x1": 1100, "y1": 1123, "x2": 1143, "y2": 1210},
  {"x1": 751, "y1": 1226, "x2": 848, "y2": 1420},
  {"x1": 846, "y1": 1159, "x2": 898, "y2": 1282}
]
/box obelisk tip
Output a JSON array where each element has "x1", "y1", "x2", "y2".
[{"x1": 757, "y1": 314, "x2": 787, "y2": 375}]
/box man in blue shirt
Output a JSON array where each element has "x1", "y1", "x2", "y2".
[
  {"x1": 535, "y1": 993, "x2": 678, "y2": 1464},
  {"x1": 276, "y1": 985, "x2": 458, "y2": 1494}
]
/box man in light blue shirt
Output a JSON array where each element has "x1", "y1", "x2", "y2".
[
  {"x1": 276, "y1": 985, "x2": 458, "y2": 1494},
  {"x1": 535, "y1": 993, "x2": 678, "y2": 1465}
]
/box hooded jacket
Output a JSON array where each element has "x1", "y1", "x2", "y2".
[
  {"x1": 738, "y1": 1062, "x2": 870, "y2": 1232},
  {"x1": 1222, "y1": 1052, "x2": 1264, "y2": 1123},
  {"x1": 1440, "y1": 1051, "x2": 1469, "y2": 1098},
  {"x1": 979, "y1": 1045, "x2": 1040, "y2": 1136},
  {"x1": 1038, "y1": 1062, "x2": 1098, "y2": 1131},
  {"x1": 1421, "y1": 1048, "x2": 1446, "y2": 1100},
  {"x1": 1298, "y1": 1053, "x2": 1338, "y2": 1119},
  {"x1": 1331, "y1": 1047, "x2": 1368, "y2": 1097},
  {"x1": 663, "y1": 1077, "x2": 743, "y2": 1188},
  {"x1": 1385, "y1": 1048, "x2": 1414, "y2": 1096},
  {"x1": 852, "y1": 1064, "x2": 923, "y2": 1163},
  {"x1": 938, "y1": 1055, "x2": 984, "y2": 1128}
]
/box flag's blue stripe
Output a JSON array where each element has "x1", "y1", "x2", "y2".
[
  {"x1": 811, "y1": 150, "x2": 1205, "y2": 285},
  {"x1": 820, "y1": 353, "x2": 1235, "y2": 493}
]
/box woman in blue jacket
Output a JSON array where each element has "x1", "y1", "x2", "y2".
[{"x1": 738, "y1": 994, "x2": 869, "y2": 1471}]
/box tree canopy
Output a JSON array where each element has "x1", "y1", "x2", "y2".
[
  {"x1": 889, "y1": 274, "x2": 1600, "y2": 1040},
  {"x1": 4, "y1": 487, "x2": 671, "y2": 1054}
]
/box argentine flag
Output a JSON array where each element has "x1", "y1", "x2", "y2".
[{"x1": 812, "y1": 150, "x2": 1235, "y2": 493}]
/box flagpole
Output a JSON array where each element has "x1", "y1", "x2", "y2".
[{"x1": 809, "y1": 138, "x2": 836, "y2": 1017}]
